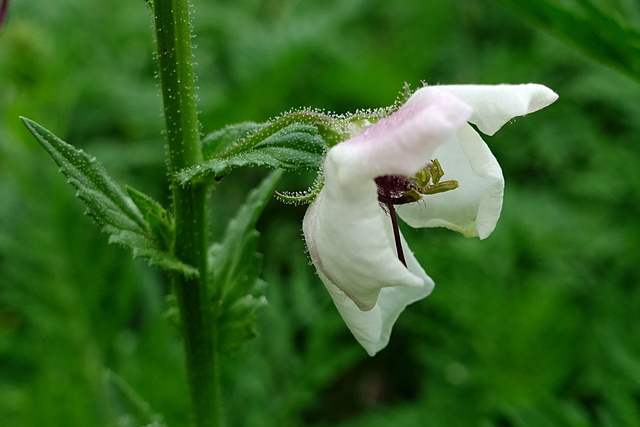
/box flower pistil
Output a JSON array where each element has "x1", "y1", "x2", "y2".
[{"x1": 375, "y1": 158, "x2": 459, "y2": 267}]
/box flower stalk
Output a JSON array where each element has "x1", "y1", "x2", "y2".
[{"x1": 151, "y1": 0, "x2": 221, "y2": 426}]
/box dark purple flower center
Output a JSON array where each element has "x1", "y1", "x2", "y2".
[
  {"x1": 375, "y1": 175, "x2": 414, "y2": 198},
  {"x1": 375, "y1": 175, "x2": 420, "y2": 205},
  {"x1": 373, "y1": 161, "x2": 458, "y2": 270},
  {"x1": 374, "y1": 174, "x2": 419, "y2": 268}
]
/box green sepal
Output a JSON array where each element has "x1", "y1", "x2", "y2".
[
  {"x1": 211, "y1": 170, "x2": 282, "y2": 354},
  {"x1": 21, "y1": 117, "x2": 197, "y2": 278},
  {"x1": 179, "y1": 120, "x2": 326, "y2": 185},
  {"x1": 176, "y1": 106, "x2": 406, "y2": 185},
  {"x1": 201, "y1": 121, "x2": 264, "y2": 160},
  {"x1": 274, "y1": 171, "x2": 324, "y2": 205}
]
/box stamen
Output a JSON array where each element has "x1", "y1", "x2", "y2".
[
  {"x1": 385, "y1": 201, "x2": 407, "y2": 268},
  {"x1": 375, "y1": 159, "x2": 459, "y2": 269}
]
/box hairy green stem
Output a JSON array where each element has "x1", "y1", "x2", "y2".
[{"x1": 152, "y1": 1, "x2": 221, "y2": 426}]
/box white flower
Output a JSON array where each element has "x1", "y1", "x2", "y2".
[{"x1": 302, "y1": 84, "x2": 558, "y2": 356}]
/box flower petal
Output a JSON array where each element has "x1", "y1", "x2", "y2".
[
  {"x1": 301, "y1": 82, "x2": 557, "y2": 355},
  {"x1": 397, "y1": 124, "x2": 504, "y2": 239},
  {"x1": 304, "y1": 198, "x2": 434, "y2": 356},
  {"x1": 301, "y1": 89, "x2": 471, "y2": 354},
  {"x1": 303, "y1": 185, "x2": 424, "y2": 312},
  {"x1": 334, "y1": 88, "x2": 473, "y2": 180},
  {"x1": 424, "y1": 84, "x2": 558, "y2": 135},
  {"x1": 303, "y1": 89, "x2": 470, "y2": 310}
]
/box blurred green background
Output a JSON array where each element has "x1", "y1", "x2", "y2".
[{"x1": 2, "y1": 0, "x2": 640, "y2": 426}]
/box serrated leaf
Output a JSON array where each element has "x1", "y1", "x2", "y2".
[
  {"x1": 211, "y1": 170, "x2": 282, "y2": 354},
  {"x1": 179, "y1": 121, "x2": 325, "y2": 184},
  {"x1": 210, "y1": 170, "x2": 282, "y2": 292},
  {"x1": 179, "y1": 147, "x2": 321, "y2": 185},
  {"x1": 22, "y1": 117, "x2": 197, "y2": 278},
  {"x1": 202, "y1": 121, "x2": 264, "y2": 160}
]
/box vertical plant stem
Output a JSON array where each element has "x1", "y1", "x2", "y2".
[{"x1": 151, "y1": 1, "x2": 221, "y2": 426}]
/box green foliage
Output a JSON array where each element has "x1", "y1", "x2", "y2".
[
  {"x1": 3, "y1": 0, "x2": 640, "y2": 426},
  {"x1": 126, "y1": 186, "x2": 173, "y2": 252},
  {"x1": 179, "y1": 114, "x2": 331, "y2": 185},
  {"x1": 212, "y1": 171, "x2": 282, "y2": 355},
  {"x1": 202, "y1": 121, "x2": 265, "y2": 160},
  {"x1": 20, "y1": 118, "x2": 197, "y2": 278},
  {"x1": 495, "y1": 0, "x2": 640, "y2": 81},
  {"x1": 104, "y1": 371, "x2": 165, "y2": 427},
  {"x1": 222, "y1": 220, "x2": 365, "y2": 426}
]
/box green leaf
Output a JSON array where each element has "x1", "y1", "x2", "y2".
[
  {"x1": 126, "y1": 186, "x2": 173, "y2": 251},
  {"x1": 22, "y1": 117, "x2": 198, "y2": 278},
  {"x1": 104, "y1": 370, "x2": 165, "y2": 427},
  {"x1": 179, "y1": 121, "x2": 326, "y2": 185},
  {"x1": 495, "y1": 0, "x2": 640, "y2": 81},
  {"x1": 217, "y1": 280, "x2": 268, "y2": 355},
  {"x1": 201, "y1": 121, "x2": 264, "y2": 160},
  {"x1": 211, "y1": 170, "x2": 282, "y2": 354}
]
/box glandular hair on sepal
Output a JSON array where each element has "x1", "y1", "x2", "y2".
[{"x1": 274, "y1": 172, "x2": 324, "y2": 205}]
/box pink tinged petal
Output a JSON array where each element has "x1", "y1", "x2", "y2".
[
  {"x1": 397, "y1": 83, "x2": 557, "y2": 238},
  {"x1": 424, "y1": 84, "x2": 559, "y2": 135},
  {"x1": 304, "y1": 89, "x2": 470, "y2": 310},
  {"x1": 304, "y1": 195, "x2": 434, "y2": 356},
  {"x1": 301, "y1": 89, "x2": 471, "y2": 354},
  {"x1": 301, "y1": 83, "x2": 557, "y2": 354},
  {"x1": 396, "y1": 124, "x2": 504, "y2": 239},
  {"x1": 333, "y1": 88, "x2": 473, "y2": 181}
]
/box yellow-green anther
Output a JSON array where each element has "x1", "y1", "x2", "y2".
[
  {"x1": 402, "y1": 188, "x2": 423, "y2": 202},
  {"x1": 421, "y1": 179, "x2": 459, "y2": 195},
  {"x1": 429, "y1": 158, "x2": 445, "y2": 185},
  {"x1": 413, "y1": 158, "x2": 456, "y2": 196},
  {"x1": 416, "y1": 167, "x2": 431, "y2": 188}
]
